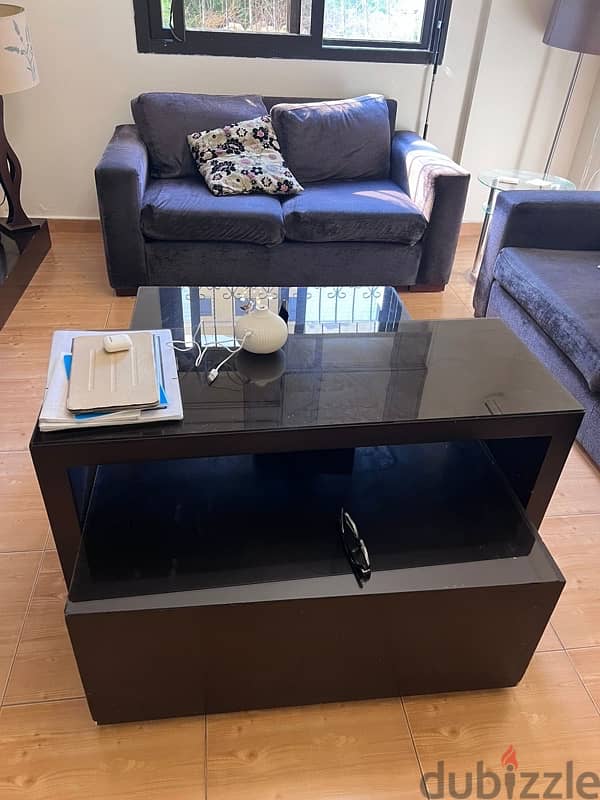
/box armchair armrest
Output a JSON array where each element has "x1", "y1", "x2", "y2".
[
  {"x1": 473, "y1": 191, "x2": 600, "y2": 316},
  {"x1": 391, "y1": 131, "x2": 470, "y2": 287},
  {"x1": 95, "y1": 124, "x2": 149, "y2": 292}
]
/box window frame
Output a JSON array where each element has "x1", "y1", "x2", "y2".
[{"x1": 133, "y1": 0, "x2": 451, "y2": 64}]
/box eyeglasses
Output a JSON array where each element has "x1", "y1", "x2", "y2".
[{"x1": 340, "y1": 509, "x2": 371, "y2": 587}]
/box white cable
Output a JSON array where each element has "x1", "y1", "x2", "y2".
[
  {"x1": 207, "y1": 332, "x2": 251, "y2": 385},
  {"x1": 170, "y1": 333, "x2": 240, "y2": 367},
  {"x1": 170, "y1": 339, "x2": 202, "y2": 364},
  {"x1": 586, "y1": 166, "x2": 600, "y2": 190},
  {"x1": 581, "y1": 117, "x2": 600, "y2": 188}
]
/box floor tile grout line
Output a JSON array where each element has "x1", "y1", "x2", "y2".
[
  {"x1": 563, "y1": 644, "x2": 600, "y2": 652},
  {"x1": 0, "y1": 696, "x2": 84, "y2": 712},
  {"x1": 0, "y1": 548, "x2": 45, "y2": 556},
  {"x1": 548, "y1": 622, "x2": 568, "y2": 653},
  {"x1": 104, "y1": 303, "x2": 113, "y2": 330},
  {"x1": 565, "y1": 649, "x2": 600, "y2": 718},
  {"x1": 445, "y1": 283, "x2": 474, "y2": 314},
  {"x1": 400, "y1": 697, "x2": 430, "y2": 800},
  {"x1": 545, "y1": 510, "x2": 600, "y2": 520},
  {"x1": 0, "y1": 549, "x2": 44, "y2": 707},
  {"x1": 544, "y1": 511, "x2": 600, "y2": 520},
  {"x1": 2, "y1": 693, "x2": 86, "y2": 709}
]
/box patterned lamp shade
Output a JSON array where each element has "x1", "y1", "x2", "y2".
[
  {"x1": 544, "y1": 0, "x2": 600, "y2": 56},
  {"x1": 0, "y1": 4, "x2": 38, "y2": 94}
]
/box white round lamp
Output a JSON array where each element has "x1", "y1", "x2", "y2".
[{"x1": 235, "y1": 307, "x2": 289, "y2": 355}]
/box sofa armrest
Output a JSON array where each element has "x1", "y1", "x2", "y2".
[
  {"x1": 95, "y1": 124, "x2": 149, "y2": 292},
  {"x1": 391, "y1": 131, "x2": 470, "y2": 287},
  {"x1": 473, "y1": 190, "x2": 600, "y2": 317}
]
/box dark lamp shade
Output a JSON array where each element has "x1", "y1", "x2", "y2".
[{"x1": 543, "y1": 0, "x2": 600, "y2": 55}]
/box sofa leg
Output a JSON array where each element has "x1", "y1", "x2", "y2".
[
  {"x1": 396, "y1": 283, "x2": 446, "y2": 293},
  {"x1": 114, "y1": 286, "x2": 137, "y2": 297}
]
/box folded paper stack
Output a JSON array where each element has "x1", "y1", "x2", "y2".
[{"x1": 39, "y1": 329, "x2": 183, "y2": 432}]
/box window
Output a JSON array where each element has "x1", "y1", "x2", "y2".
[{"x1": 133, "y1": 0, "x2": 450, "y2": 63}]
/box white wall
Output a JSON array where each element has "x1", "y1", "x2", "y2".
[
  {"x1": 460, "y1": 0, "x2": 600, "y2": 220},
  {"x1": 4, "y1": 0, "x2": 600, "y2": 221}
]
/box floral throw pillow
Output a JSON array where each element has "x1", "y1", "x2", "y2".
[{"x1": 187, "y1": 115, "x2": 303, "y2": 197}]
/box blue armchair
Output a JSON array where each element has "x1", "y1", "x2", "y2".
[{"x1": 474, "y1": 191, "x2": 600, "y2": 466}]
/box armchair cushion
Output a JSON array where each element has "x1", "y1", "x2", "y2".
[
  {"x1": 271, "y1": 95, "x2": 391, "y2": 184},
  {"x1": 495, "y1": 246, "x2": 600, "y2": 392},
  {"x1": 141, "y1": 178, "x2": 284, "y2": 245},
  {"x1": 473, "y1": 191, "x2": 600, "y2": 316},
  {"x1": 131, "y1": 92, "x2": 268, "y2": 179},
  {"x1": 281, "y1": 179, "x2": 426, "y2": 244}
]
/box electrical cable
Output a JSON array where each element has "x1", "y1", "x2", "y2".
[
  {"x1": 422, "y1": 0, "x2": 448, "y2": 140},
  {"x1": 581, "y1": 117, "x2": 600, "y2": 188},
  {"x1": 169, "y1": 0, "x2": 185, "y2": 42},
  {"x1": 585, "y1": 166, "x2": 600, "y2": 190},
  {"x1": 207, "y1": 332, "x2": 251, "y2": 385}
]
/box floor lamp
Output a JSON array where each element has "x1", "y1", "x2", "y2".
[
  {"x1": 543, "y1": 0, "x2": 600, "y2": 178},
  {"x1": 0, "y1": 4, "x2": 39, "y2": 235}
]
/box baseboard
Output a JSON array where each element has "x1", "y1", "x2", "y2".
[
  {"x1": 461, "y1": 222, "x2": 482, "y2": 236},
  {"x1": 48, "y1": 218, "x2": 101, "y2": 233}
]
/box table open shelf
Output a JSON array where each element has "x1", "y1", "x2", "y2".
[{"x1": 70, "y1": 440, "x2": 539, "y2": 604}]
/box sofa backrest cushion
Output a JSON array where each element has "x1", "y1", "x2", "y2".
[
  {"x1": 263, "y1": 96, "x2": 397, "y2": 133},
  {"x1": 131, "y1": 93, "x2": 268, "y2": 179},
  {"x1": 270, "y1": 94, "x2": 392, "y2": 184}
]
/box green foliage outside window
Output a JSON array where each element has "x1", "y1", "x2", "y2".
[{"x1": 161, "y1": 0, "x2": 424, "y2": 40}]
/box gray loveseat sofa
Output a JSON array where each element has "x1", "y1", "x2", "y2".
[
  {"x1": 96, "y1": 93, "x2": 469, "y2": 296},
  {"x1": 474, "y1": 190, "x2": 600, "y2": 467}
]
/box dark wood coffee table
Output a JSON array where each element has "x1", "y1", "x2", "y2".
[{"x1": 30, "y1": 285, "x2": 583, "y2": 723}]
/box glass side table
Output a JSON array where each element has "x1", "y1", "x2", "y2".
[{"x1": 470, "y1": 168, "x2": 576, "y2": 281}]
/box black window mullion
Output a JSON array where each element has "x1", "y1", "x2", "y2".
[
  {"x1": 310, "y1": 0, "x2": 325, "y2": 43},
  {"x1": 147, "y1": 0, "x2": 167, "y2": 38},
  {"x1": 288, "y1": 0, "x2": 302, "y2": 36}
]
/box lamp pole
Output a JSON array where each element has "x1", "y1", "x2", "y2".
[
  {"x1": 543, "y1": 52, "x2": 583, "y2": 178},
  {"x1": 422, "y1": 0, "x2": 448, "y2": 140}
]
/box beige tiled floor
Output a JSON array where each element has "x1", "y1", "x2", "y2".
[{"x1": 0, "y1": 226, "x2": 598, "y2": 798}]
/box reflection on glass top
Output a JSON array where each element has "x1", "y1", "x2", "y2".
[
  {"x1": 478, "y1": 168, "x2": 576, "y2": 192},
  {"x1": 136, "y1": 285, "x2": 407, "y2": 342},
  {"x1": 108, "y1": 285, "x2": 582, "y2": 441}
]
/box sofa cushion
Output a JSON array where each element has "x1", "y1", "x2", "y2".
[
  {"x1": 281, "y1": 180, "x2": 427, "y2": 244},
  {"x1": 141, "y1": 178, "x2": 284, "y2": 245},
  {"x1": 131, "y1": 93, "x2": 268, "y2": 179},
  {"x1": 271, "y1": 95, "x2": 391, "y2": 184},
  {"x1": 495, "y1": 247, "x2": 600, "y2": 392},
  {"x1": 188, "y1": 115, "x2": 303, "y2": 197}
]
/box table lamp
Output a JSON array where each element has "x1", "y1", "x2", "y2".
[
  {"x1": 543, "y1": 0, "x2": 600, "y2": 177},
  {"x1": 0, "y1": 4, "x2": 39, "y2": 235}
]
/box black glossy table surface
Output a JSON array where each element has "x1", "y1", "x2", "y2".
[{"x1": 31, "y1": 284, "x2": 581, "y2": 451}]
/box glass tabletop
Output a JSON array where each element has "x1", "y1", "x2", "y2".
[
  {"x1": 31, "y1": 286, "x2": 582, "y2": 448},
  {"x1": 478, "y1": 168, "x2": 576, "y2": 192},
  {"x1": 122, "y1": 285, "x2": 580, "y2": 435}
]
